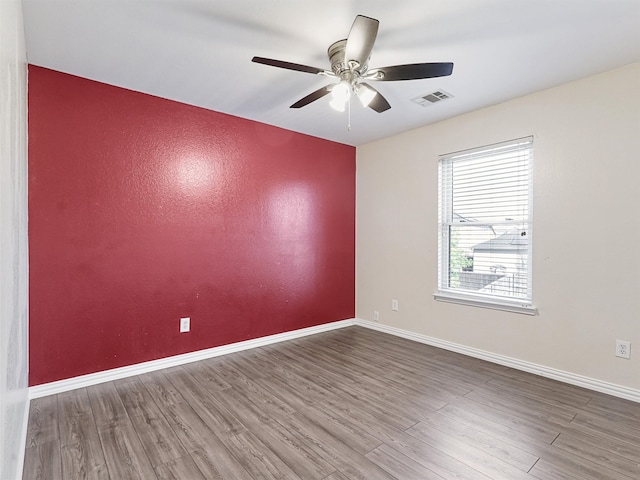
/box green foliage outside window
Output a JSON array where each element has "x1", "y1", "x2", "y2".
[{"x1": 448, "y1": 229, "x2": 472, "y2": 288}]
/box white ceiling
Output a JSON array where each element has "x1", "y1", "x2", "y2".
[{"x1": 22, "y1": 0, "x2": 640, "y2": 146}]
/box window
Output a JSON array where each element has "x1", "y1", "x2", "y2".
[{"x1": 436, "y1": 137, "x2": 536, "y2": 314}]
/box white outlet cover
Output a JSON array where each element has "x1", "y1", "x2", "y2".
[
  {"x1": 616, "y1": 339, "x2": 630, "y2": 359},
  {"x1": 180, "y1": 317, "x2": 190, "y2": 333},
  {"x1": 391, "y1": 299, "x2": 399, "y2": 311}
]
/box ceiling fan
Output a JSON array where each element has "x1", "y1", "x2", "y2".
[{"x1": 252, "y1": 15, "x2": 453, "y2": 113}]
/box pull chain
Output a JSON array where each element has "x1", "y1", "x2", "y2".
[{"x1": 347, "y1": 94, "x2": 352, "y2": 131}]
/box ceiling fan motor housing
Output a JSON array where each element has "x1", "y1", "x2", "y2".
[{"x1": 328, "y1": 39, "x2": 367, "y2": 81}]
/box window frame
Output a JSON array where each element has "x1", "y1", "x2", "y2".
[{"x1": 435, "y1": 137, "x2": 537, "y2": 315}]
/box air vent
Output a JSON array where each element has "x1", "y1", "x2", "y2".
[{"x1": 412, "y1": 90, "x2": 453, "y2": 107}]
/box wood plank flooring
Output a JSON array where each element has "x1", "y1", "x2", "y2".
[{"x1": 23, "y1": 326, "x2": 640, "y2": 479}]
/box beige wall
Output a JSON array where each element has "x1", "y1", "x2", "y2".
[
  {"x1": 356, "y1": 63, "x2": 640, "y2": 391},
  {"x1": 0, "y1": 0, "x2": 29, "y2": 478}
]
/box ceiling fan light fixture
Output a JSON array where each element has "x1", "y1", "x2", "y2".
[
  {"x1": 331, "y1": 81, "x2": 351, "y2": 101},
  {"x1": 330, "y1": 81, "x2": 351, "y2": 111},
  {"x1": 355, "y1": 83, "x2": 376, "y2": 108}
]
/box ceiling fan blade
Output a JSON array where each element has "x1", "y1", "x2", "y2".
[
  {"x1": 252, "y1": 56, "x2": 328, "y2": 75},
  {"x1": 359, "y1": 82, "x2": 391, "y2": 113},
  {"x1": 367, "y1": 62, "x2": 454, "y2": 81},
  {"x1": 290, "y1": 85, "x2": 333, "y2": 108},
  {"x1": 344, "y1": 15, "x2": 379, "y2": 70}
]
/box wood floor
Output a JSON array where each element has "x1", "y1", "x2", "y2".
[{"x1": 23, "y1": 326, "x2": 640, "y2": 480}]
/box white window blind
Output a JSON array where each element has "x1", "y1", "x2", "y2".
[{"x1": 437, "y1": 137, "x2": 534, "y2": 312}]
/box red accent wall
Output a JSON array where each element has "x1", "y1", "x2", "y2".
[{"x1": 28, "y1": 66, "x2": 355, "y2": 386}]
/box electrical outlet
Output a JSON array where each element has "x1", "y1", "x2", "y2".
[
  {"x1": 180, "y1": 317, "x2": 190, "y2": 333},
  {"x1": 615, "y1": 340, "x2": 630, "y2": 359},
  {"x1": 373, "y1": 311, "x2": 379, "y2": 322},
  {"x1": 391, "y1": 299, "x2": 399, "y2": 311}
]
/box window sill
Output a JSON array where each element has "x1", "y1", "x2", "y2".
[{"x1": 433, "y1": 291, "x2": 538, "y2": 316}]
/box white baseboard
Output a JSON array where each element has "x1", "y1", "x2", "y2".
[
  {"x1": 29, "y1": 319, "x2": 356, "y2": 399},
  {"x1": 354, "y1": 318, "x2": 640, "y2": 404},
  {"x1": 29, "y1": 316, "x2": 640, "y2": 404}
]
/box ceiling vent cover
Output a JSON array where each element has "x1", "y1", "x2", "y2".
[{"x1": 412, "y1": 89, "x2": 453, "y2": 107}]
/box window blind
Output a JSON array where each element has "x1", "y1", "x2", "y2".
[{"x1": 438, "y1": 137, "x2": 533, "y2": 306}]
